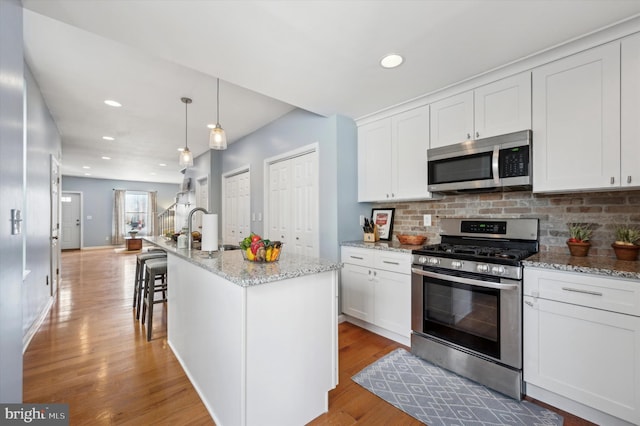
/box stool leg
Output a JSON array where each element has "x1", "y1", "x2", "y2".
[
  {"x1": 133, "y1": 258, "x2": 141, "y2": 308},
  {"x1": 146, "y1": 272, "x2": 155, "y2": 341},
  {"x1": 136, "y1": 261, "x2": 147, "y2": 320},
  {"x1": 141, "y1": 272, "x2": 149, "y2": 325}
]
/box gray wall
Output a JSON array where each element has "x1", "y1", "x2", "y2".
[
  {"x1": 23, "y1": 65, "x2": 62, "y2": 338},
  {"x1": 61, "y1": 176, "x2": 180, "y2": 247},
  {"x1": 221, "y1": 109, "x2": 369, "y2": 262},
  {"x1": 0, "y1": 0, "x2": 24, "y2": 402}
]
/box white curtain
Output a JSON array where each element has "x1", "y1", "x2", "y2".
[
  {"x1": 112, "y1": 189, "x2": 126, "y2": 245},
  {"x1": 149, "y1": 191, "x2": 158, "y2": 236}
]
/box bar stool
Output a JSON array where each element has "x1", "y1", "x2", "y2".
[
  {"x1": 134, "y1": 252, "x2": 167, "y2": 319},
  {"x1": 141, "y1": 258, "x2": 168, "y2": 341}
]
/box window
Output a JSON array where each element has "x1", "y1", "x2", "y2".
[{"x1": 125, "y1": 191, "x2": 149, "y2": 236}]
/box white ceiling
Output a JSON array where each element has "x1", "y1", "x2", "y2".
[{"x1": 22, "y1": 0, "x2": 640, "y2": 184}]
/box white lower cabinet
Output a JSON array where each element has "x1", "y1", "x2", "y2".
[
  {"x1": 523, "y1": 267, "x2": 640, "y2": 425},
  {"x1": 341, "y1": 246, "x2": 411, "y2": 344}
]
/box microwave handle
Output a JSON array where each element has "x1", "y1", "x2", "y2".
[{"x1": 492, "y1": 145, "x2": 500, "y2": 185}]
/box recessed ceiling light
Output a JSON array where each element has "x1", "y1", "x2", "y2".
[
  {"x1": 102, "y1": 136, "x2": 115, "y2": 141},
  {"x1": 101, "y1": 156, "x2": 111, "y2": 160},
  {"x1": 84, "y1": 173, "x2": 91, "y2": 176},
  {"x1": 104, "y1": 100, "x2": 122, "y2": 107},
  {"x1": 150, "y1": 172, "x2": 156, "y2": 176},
  {"x1": 207, "y1": 124, "x2": 215, "y2": 129},
  {"x1": 177, "y1": 148, "x2": 184, "y2": 152},
  {"x1": 82, "y1": 166, "x2": 91, "y2": 169},
  {"x1": 380, "y1": 54, "x2": 404, "y2": 69},
  {"x1": 159, "y1": 163, "x2": 167, "y2": 167}
]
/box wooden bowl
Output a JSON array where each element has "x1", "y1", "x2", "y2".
[{"x1": 396, "y1": 234, "x2": 427, "y2": 246}]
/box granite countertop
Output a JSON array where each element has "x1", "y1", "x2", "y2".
[
  {"x1": 144, "y1": 237, "x2": 342, "y2": 287},
  {"x1": 341, "y1": 240, "x2": 422, "y2": 253},
  {"x1": 523, "y1": 253, "x2": 640, "y2": 281}
]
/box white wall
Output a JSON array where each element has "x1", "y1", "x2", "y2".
[
  {"x1": 22, "y1": 65, "x2": 62, "y2": 340},
  {"x1": 0, "y1": 0, "x2": 25, "y2": 403}
]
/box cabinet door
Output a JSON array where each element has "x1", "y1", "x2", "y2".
[
  {"x1": 341, "y1": 263, "x2": 374, "y2": 322},
  {"x1": 373, "y1": 269, "x2": 411, "y2": 338},
  {"x1": 430, "y1": 91, "x2": 474, "y2": 148},
  {"x1": 524, "y1": 296, "x2": 640, "y2": 424},
  {"x1": 621, "y1": 33, "x2": 640, "y2": 188},
  {"x1": 392, "y1": 105, "x2": 431, "y2": 200},
  {"x1": 532, "y1": 42, "x2": 620, "y2": 192},
  {"x1": 357, "y1": 119, "x2": 392, "y2": 201},
  {"x1": 474, "y1": 72, "x2": 531, "y2": 139}
]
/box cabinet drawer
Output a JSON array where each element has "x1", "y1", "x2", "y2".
[
  {"x1": 341, "y1": 247, "x2": 374, "y2": 266},
  {"x1": 375, "y1": 251, "x2": 411, "y2": 274},
  {"x1": 524, "y1": 267, "x2": 640, "y2": 316}
]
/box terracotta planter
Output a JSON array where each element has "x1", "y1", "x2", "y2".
[
  {"x1": 566, "y1": 240, "x2": 591, "y2": 257},
  {"x1": 611, "y1": 243, "x2": 640, "y2": 261}
]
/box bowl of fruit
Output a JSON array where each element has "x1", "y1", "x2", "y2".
[{"x1": 239, "y1": 233, "x2": 283, "y2": 262}]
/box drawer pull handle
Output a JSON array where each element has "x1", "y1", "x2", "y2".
[
  {"x1": 350, "y1": 256, "x2": 364, "y2": 260},
  {"x1": 561, "y1": 287, "x2": 603, "y2": 296},
  {"x1": 382, "y1": 261, "x2": 400, "y2": 265},
  {"x1": 524, "y1": 300, "x2": 533, "y2": 307}
]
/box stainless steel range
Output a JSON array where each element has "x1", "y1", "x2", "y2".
[{"x1": 411, "y1": 218, "x2": 539, "y2": 400}]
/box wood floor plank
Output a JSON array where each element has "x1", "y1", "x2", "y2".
[{"x1": 23, "y1": 248, "x2": 593, "y2": 425}]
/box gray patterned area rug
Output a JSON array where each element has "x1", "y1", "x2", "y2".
[{"x1": 353, "y1": 348, "x2": 563, "y2": 426}]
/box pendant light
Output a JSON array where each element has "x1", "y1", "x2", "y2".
[
  {"x1": 209, "y1": 78, "x2": 227, "y2": 150},
  {"x1": 179, "y1": 97, "x2": 194, "y2": 167}
]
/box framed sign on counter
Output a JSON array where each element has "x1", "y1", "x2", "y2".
[{"x1": 372, "y1": 208, "x2": 395, "y2": 241}]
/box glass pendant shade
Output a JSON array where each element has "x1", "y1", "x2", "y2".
[
  {"x1": 209, "y1": 78, "x2": 227, "y2": 150},
  {"x1": 179, "y1": 97, "x2": 193, "y2": 167},
  {"x1": 179, "y1": 147, "x2": 193, "y2": 167},
  {"x1": 209, "y1": 124, "x2": 227, "y2": 150}
]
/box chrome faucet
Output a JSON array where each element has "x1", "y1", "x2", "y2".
[{"x1": 187, "y1": 207, "x2": 209, "y2": 251}]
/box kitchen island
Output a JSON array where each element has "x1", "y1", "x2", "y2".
[{"x1": 144, "y1": 237, "x2": 341, "y2": 426}]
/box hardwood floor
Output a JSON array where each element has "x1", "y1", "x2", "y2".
[{"x1": 23, "y1": 248, "x2": 594, "y2": 425}]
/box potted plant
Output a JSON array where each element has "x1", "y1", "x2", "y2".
[
  {"x1": 611, "y1": 225, "x2": 640, "y2": 261},
  {"x1": 566, "y1": 223, "x2": 593, "y2": 257}
]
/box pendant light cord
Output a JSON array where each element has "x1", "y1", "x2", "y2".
[
  {"x1": 216, "y1": 78, "x2": 220, "y2": 124},
  {"x1": 185, "y1": 99, "x2": 188, "y2": 149}
]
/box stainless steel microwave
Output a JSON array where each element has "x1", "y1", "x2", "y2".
[{"x1": 427, "y1": 130, "x2": 532, "y2": 193}]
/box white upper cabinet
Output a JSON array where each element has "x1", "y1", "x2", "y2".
[
  {"x1": 358, "y1": 105, "x2": 435, "y2": 202},
  {"x1": 429, "y1": 91, "x2": 473, "y2": 149},
  {"x1": 532, "y1": 42, "x2": 622, "y2": 192},
  {"x1": 621, "y1": 32, "x2": 640, "y2": 188},
  {"x1": 430, "y1": 72, "x2": 531, "y2": 148}
]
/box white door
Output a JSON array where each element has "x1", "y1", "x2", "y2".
[
  {"x1": 50, "y1": 156, "x2": 61, "y2": 296},
  {"x1": 291, "y1": 152, "x2": 318, "y2": 257},
  {"x1": 61, "y1": 192, "x2": 81, "y2": 250},
  {"x1": 236, "y1": 172, "x2": 251, "y2": 242},
  {"x1": 222, "y1": 170, "x2": 251, "y2": 245},
  {"x1": 267, "y1": 149, "x2": 319, "y2": 257},
  {"x1": 268, "y1": 160, "x2": 291, "y2": 245}
]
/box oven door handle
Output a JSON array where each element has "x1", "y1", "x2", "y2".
[{"x1": 411, "y1": 268, "x2": 519, "y2": 291}]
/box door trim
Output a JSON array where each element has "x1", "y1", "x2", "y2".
[
  {"x1": 263, "y1": 143, "x2": 320, "y2": 256},
  {"x1": 50, "y1": 155, "x2": 61, "y2": 297}
]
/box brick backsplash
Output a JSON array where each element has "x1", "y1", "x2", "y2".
[{"x1": 375, "y1": 190, "x2": 640, "y2": 258}]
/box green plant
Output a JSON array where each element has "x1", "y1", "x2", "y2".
[
  {"x1": 614, "y1": 225, "x2": 640, "y2": 246},
  {"x1": 567, "y1": 223, "x2": 593, "y2": 243}
]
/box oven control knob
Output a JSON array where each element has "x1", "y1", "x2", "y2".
[
  {"x1": 427, "y1": 257, "x2": 440, "y2": 265},
  {"x1": 418, "y1": 256, "x2": 428, "y2": 264},
  {"x1": 491, "y1": 265, "x2": 506, "y2": 275},
  {"x1": 477, "y1": 264, "x2": 489, "y2": 273},
  {"x1": 451, "y1": 260, "x2": 463, "y2": 269}
]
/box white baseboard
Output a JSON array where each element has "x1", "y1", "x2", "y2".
[
  {"x1": 525, "y1": 383, "x2": 636, "y2": 426},
  {"x1": 23, "y1": 294, "x2": 55, "y2": 354},
  {"x1": 341, "y1": 314, "x2": 410, "y2": 347}
]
